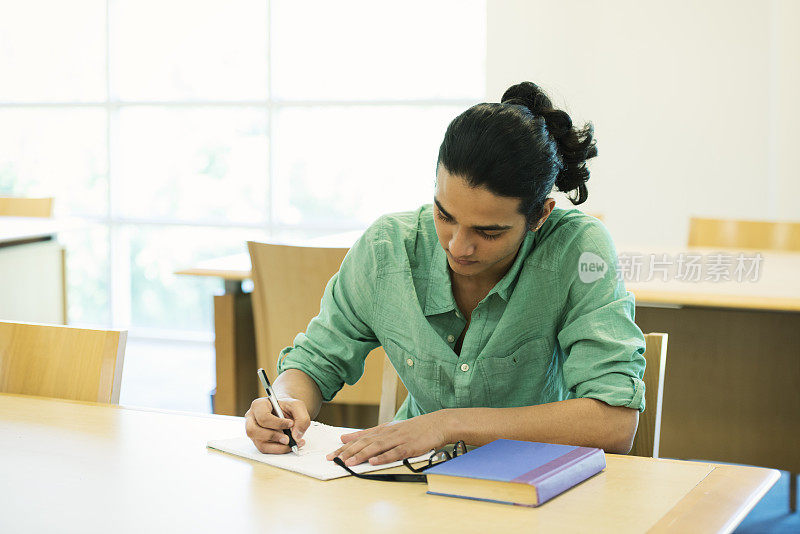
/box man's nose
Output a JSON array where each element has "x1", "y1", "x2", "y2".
[{"x1": 449, "y1": 227, "x2": 475, "y2": 257}]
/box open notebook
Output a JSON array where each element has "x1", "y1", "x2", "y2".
[{"x1": 207, "y1": 421, "x2": 432, "y2": 480}]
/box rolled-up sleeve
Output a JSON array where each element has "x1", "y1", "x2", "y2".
[
  {"x1": 556, "y1": 224, "x2": 647, "y2": 412},
  {"x1": 276, "y1": 220, "x2": 383, "y2": 401}
]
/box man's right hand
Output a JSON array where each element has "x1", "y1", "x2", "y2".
[{"x1": 245, "y1": 397, "x2": 311, "y2": 454}]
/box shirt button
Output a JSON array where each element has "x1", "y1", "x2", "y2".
[
  {"x1": 455, "y1": 311, "x2": 461, "y2": 318},
  {"x1": 406, "y1": 358, "x2": 414, "y2": 367},
  {"x1": 447, "y1": 334, "x2": 455, "y2": 343},
  {"x1": 460, "y1": 363, "x2": 470, "y2": 372}
]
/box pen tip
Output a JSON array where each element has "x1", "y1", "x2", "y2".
[{"x1": 292, "y1": 445, "x2": 300, "y2": 455}]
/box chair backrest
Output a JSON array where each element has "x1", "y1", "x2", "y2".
[
  {"x1": 629, "y1": 333, "x2": 668, "y2": 458},
  {"x1": 247, "y1": 241, "x2": 386, "y2": 405},
  {"x1": 377, "y1": 332, "x2": 669, "y2": 456},
  {"x1": 0, "y1": 197, "x2": 54, "y2": 217},
  {"x1": 689, "y1": 217, "x2": 800, "y2": 252},
  {"x1": 0, "y1": 321, "x2": 127, "y2": 403}
]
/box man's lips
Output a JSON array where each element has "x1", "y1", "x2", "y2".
[{"x1": 449, "y1": 252, "x2": 477, "y2": 265}]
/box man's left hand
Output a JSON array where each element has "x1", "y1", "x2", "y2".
[{"x1": 325, "y1": 411, "x2": 450, "y2": 466}]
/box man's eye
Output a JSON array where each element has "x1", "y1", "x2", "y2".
[
  {"x1": 436, "y1": 211, "x2": 453, "y2": 222},
  {"x1": 479, "y1": 232, "x2": 501, "y2": 240}
]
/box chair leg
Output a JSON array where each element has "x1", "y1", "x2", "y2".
[{"x1": 791, "y1": 472, "x2": 797, "y2": 513}]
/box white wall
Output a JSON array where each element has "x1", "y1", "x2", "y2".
[{"x1": 487, "y1": 0, "x2": 800, "y2": 247}]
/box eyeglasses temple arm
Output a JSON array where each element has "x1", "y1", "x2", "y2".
[{"x1": 333, "y1": 456, "x2": 427, "y2": 482}]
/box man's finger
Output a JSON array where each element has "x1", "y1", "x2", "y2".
[
  {"x1": 340, "y1": 429, "x2": 365, "y2": 443},
  {"x1": 345, "y1": 440, "x2": 391, "y2": 466},
  {"x1": 246, "y1": 418, "x2": 291, "y2": 444},
  {"x1": 368, "y1": 445, "x2": 408, "y2": 466},
  {"x1": 326, "y1": 446, "x2": 345, "y2": 461},
  {"x1": 269, "y1": 431, "x2": 292, "y2": 445},
  {"x1": 253, "y1": 439, "x2": 292, "y2": 455},
  {"x1": 283, "y1": 402, "x2": 311, "y2": 441},
  {"x1": 340, "y1": 425, "x2": 381, "y2": 443},
  {"x1": 253, "y1": 409, "x2": 293, "y2": 430},
  {"x1": 336, "y1": 437, "x2": 376, "y2": 464}
]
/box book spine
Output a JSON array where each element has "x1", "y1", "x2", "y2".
[
  {"x1": 534, "y1": 449, "x2": 606, "y2": 505},
  {"x1": 426, "y1": 491, "x2": 536, "y2": 508}
]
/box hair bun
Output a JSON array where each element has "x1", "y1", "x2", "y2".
[
  {"x1": 541, "y1": 110, "x2": 572, "y2": 138},
  {"x1": 501, "y1": 81, "x2": 553, "y2": 115},
  {"x1": 502, "y1": 81, "x2": 598, "y2": 205}
]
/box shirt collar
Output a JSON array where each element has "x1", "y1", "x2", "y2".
[
  {"x1": 423, "y1": 229, "x2": 537, "y2": 316},
  {"x1": 489, "y1": 229, "x2": 536, "y2": 302},
  {"x1": 424, "y1": 243, "x2": 456, "y2": 316}
]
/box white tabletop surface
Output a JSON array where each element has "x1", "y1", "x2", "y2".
[{"x1": 0, "y1": 216, "x2": 83, "y2": 245}]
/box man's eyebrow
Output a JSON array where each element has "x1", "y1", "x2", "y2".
[{"x1": 434, "y1": 198, "x2": 513, "y2": 231}]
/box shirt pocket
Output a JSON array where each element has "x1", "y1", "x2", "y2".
[
  {"x1": 476, "y1": 337, "x2": 555, "y2": 408},
  {"x1": 382, "y1": 337, "x2": 442, "y2": 412}
]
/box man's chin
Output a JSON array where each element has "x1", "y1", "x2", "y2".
[{"x1": 448, "y1": 257, "x2": 482, "y2": 275}]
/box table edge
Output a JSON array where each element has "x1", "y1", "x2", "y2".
[
  {"x1": 628, "y1": 289, "x2": 800, "y2": 312},
  {"x1": 0, "y1": 393, "x2": 243, "y2": 422},
  {"x1": 174, "y1": 268, "x2": 251, "y2": 280},
  {"x1": 647, "y1": 464, "x2": 781, "y2": 533}
]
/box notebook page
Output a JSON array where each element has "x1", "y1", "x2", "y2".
[{"x1": 207, "y1": 421, "x2": 431, "y2": 480}]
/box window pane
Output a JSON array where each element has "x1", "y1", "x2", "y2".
[
  {"x1": 271, "y1": 0, "x2": 486, "y2": 100},
  {"x1": 0, "y1": 109, "x2": 107, "y2": 217},
  {"x1": 116, "y1": 107, "x2": 268, "y2": 224},
  {"x1": 0, "y1": 0, "x2": 105, "y2": 102},
  {"x1": 112, "y1": 0, "x2": 267, "y2": 101},
  {"x1": 61, "y1": 224, "x2": 110, "y2": 326},
  {"x1": 267, "y1": 227, "x2": 351, "y2": 243},
  {"x1": 272, "y1": 105, "x2": 466, "y2": 226},
  {"x1": 123, "y1": 225, "x2": 265, "y2": 333},
  {"x1": 119, "y1": 338, "x2": 215, "y2": 413}
]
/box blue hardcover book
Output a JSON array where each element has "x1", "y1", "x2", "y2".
[{"x1": 425, "y1": 439, "x2": 606, "y2": 507}]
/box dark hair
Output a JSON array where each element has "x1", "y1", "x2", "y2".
[{"x1": 436, "y1": 81, "x2": 598, "y2": 228}]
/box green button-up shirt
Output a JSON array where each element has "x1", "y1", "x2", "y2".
[{"x1": 278, "y1": 204, "x2": 646, "y2": 420}]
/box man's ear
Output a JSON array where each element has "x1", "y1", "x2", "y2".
[{"x1": 531, "y1": 198, "x2": 556, "y2": 231}]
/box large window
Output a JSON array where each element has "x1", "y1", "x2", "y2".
[{"x1": 0, "y1": 0, "x2": 486, "y2": 338}]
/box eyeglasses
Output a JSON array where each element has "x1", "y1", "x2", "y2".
[{"x1": 333, "y1": 440, "x2": 467, "y2": 482}]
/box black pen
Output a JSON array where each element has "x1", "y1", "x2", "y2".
[{"x1": 257, "y1": 368, "x2": 299, "y2": 455}]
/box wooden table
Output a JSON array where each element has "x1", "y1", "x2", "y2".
[
  {"x1": 179, "y1": 244, "x2": 800, "y2": 478},
  {"x1": 0, "y1": 216, "x2": 77, "y2": 324},
  {"x1": 176, "y1": 252, "x2": 256, "y2": 416},
  {"x1": 622, "y1": 248, "x2": 800, "y2": 483},
  {"x1": 0, "y1": 393, "x2": 779, "y2": 533},
  {"x1": 0, "y1": 216, "x2": 77, "y2": 245}
]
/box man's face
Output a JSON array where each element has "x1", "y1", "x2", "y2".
[{"x1": 433, "y1": 166, "x2": 530, "y2": 281}]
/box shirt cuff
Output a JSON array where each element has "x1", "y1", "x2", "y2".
[
  {"x1": 575, "y1": 372, "x2": 646, "y2": 413},
  {"x1": 276, "y1": 346, "x2": 343, "y2": 402}
]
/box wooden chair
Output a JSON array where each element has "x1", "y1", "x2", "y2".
[
  {"x1": 629, "y1": 333, "x2": 668, "y2": 458},
  {"x1": 377, "y1": 332, "x2": 668, "y2": 458},
  {"x1": 0, "y1": 197, "x2": 54, "y2": 217},
  {"x1": 247, "y1": 241, "x2": 388, "y2": 427},
  {"x1": 378, "y1": 356, "x2": 407, "y2": 424},
  {"x1": 0, "y1": 321, "x2": 127, "y2": 404},
  {"x1": 689, "y1": 217, "x2": 800, "y2": 252}
]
